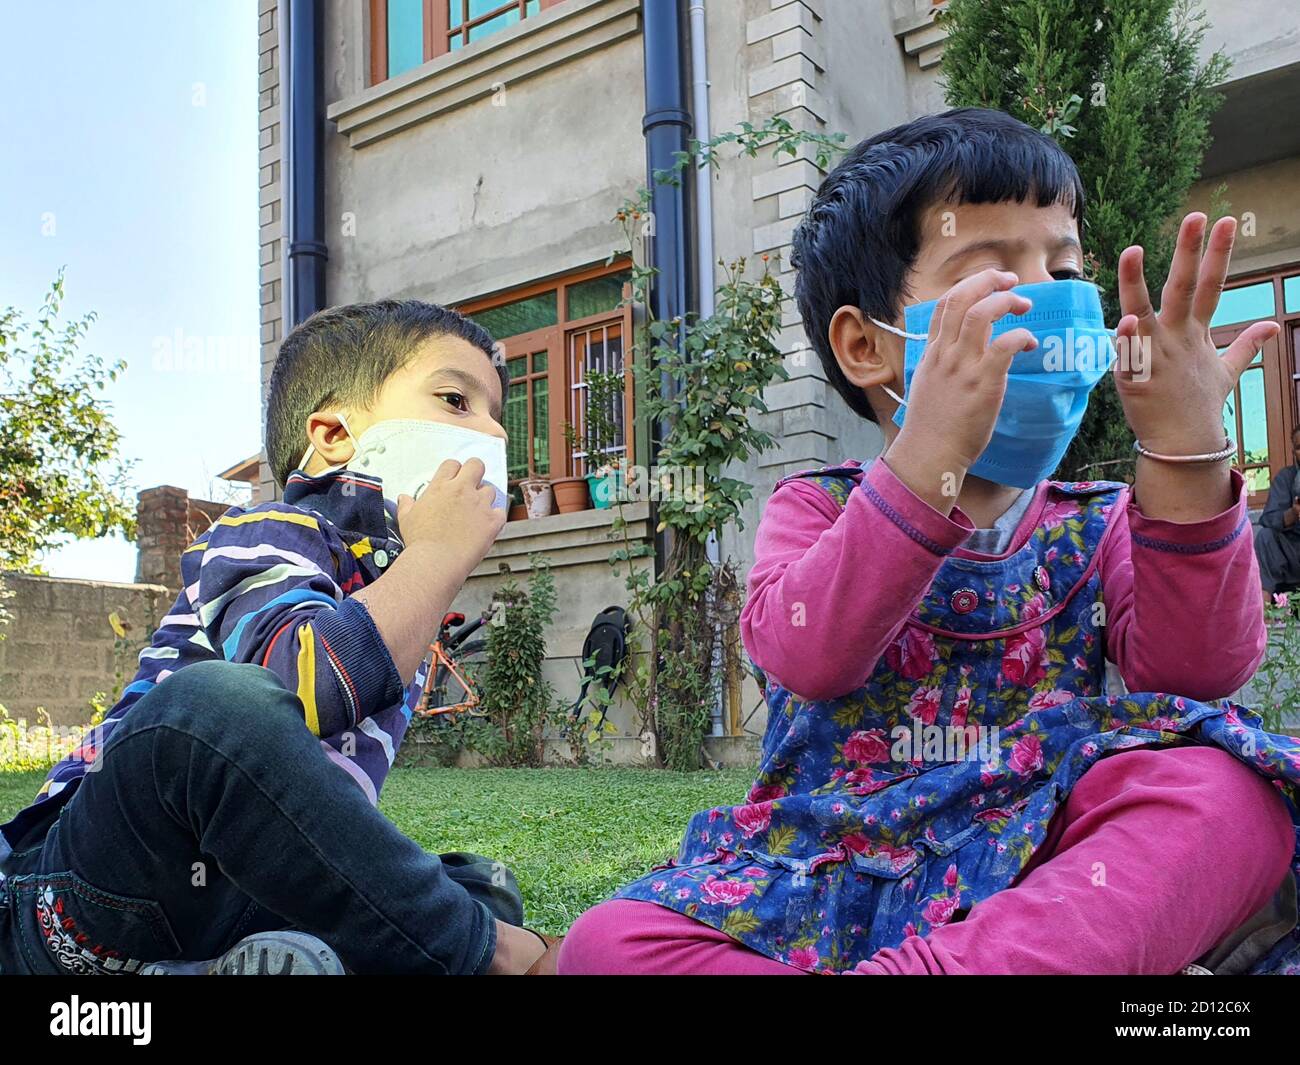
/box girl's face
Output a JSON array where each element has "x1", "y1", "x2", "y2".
[{"x1": 879, "y1": 199, "x2": 1085, "y2": 392}]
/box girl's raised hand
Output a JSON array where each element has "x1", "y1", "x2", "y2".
[{"x1": 1114, "y1": 213, "x2": 1279, "y2": 455}]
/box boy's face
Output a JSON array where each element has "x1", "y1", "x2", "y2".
[
  {"x1": 837, "y1": 200, "x2": 1084, "y2": 421},
  {"x1": 305, "y1": 335, "x2": 506, "y2": 471}
]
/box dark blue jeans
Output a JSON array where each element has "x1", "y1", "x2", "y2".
[{"x1": 0, "y1": 661, "x2": 523, "y2": 974}]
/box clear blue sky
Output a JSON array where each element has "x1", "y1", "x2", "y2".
[{"x1": 0, "y1": 0, "x2": 261, "y2": 582}]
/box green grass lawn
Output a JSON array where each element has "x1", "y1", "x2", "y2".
[{"x1": 0, "y1": 766, "x2": 754, "y2": 934}]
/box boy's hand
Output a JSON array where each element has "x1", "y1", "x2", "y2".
[
  {"x1": 887, "y1": 268, "x2": 1037, "y2": 512},
  {"x1": 395, "y1": 457, "x2": 506, "y2": 580},
  {"x1": 1114, "y1": 213, "x2": 1280, "y2": 455}
]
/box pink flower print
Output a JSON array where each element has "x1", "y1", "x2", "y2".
[
  {"x1": 719, "y1": 832, "x2": 734, "y2": 846},
  {"x1": 1072, "y1": 655, "x2": 1088, "y2": 670},
  {"x1": 1028, "y1": 688, "x2": 1074, "y2": 711},
  {"x1": 923, "y1": 894, "x2": 959, "y2": 927},
  {"x1": 1082, "y1": 742, "x2": 1097, "y2": 757},
  {"x1": 676, "y1": 888, "x2": 691, "y2": 899},
  {"x1": 1002, "y1": 627, "x2": 1047, "y2": 687},
  {"x1": 907, "y1": 685, "x2": 943, "y2": 726},
  {"x1": 1009, "y1": 733, "x2": 1044, "y2": 776},
  {"x1": 708, "y1": 808, "x2": 721, "y2": 822},
  {"x1": 743, "y1": 867, "x2": 767, "y2": 878},
  {"x1": 788, "y1": 945, "x2": 820, "y2": 970},
  {"x1": 884, "y1": 626, "x2": 938, "y2": 681},
  {"x1": 733, "y1": 802, "x2": 773, "y2": 839},
  {"x1": 843, "y1": 729, "x2": 890, "y2": 764},
  {"x1": 1041, "y1": 498, "x2": 1081, "y2": 530},
  {"x1": 943, "y1": 863, "x2": 958, "y2": 889},
  {"x1": 952, "y1": 687, "x2": 972, "y2": 728},
  {"x1": 651, "y1": 880, "x2": 667, "y2": 892},
  {"x1": 700, "y1": 877, "x2": 755, "y2": 907},
  {"x1": 747, "y1": 782, "x2": 786, "y2": 803},
  {"x1": 832, "y1": 802, "x2": 845, "y2": 815},
  {"x1": 1045, "y1": 546, "x2": 1059, "y2": 563}
]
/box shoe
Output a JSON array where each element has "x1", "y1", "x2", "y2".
[
  {"x1": 1179, "y1": 962, "x2": 1214, "y2": 975},
  {"x1": 139, "y1": 930, "x2": 346, "y2": 975}
]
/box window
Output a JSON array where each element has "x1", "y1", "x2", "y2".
[
  {"x1": 370, "y1": 0, "x2": 565, "y2": 84},
  {"x1": 457, "y1": 262, "x2": 635, "y2": 508},
  {"x1": 1210, "y1": 266, "x2": 1300, "y2": 503}
]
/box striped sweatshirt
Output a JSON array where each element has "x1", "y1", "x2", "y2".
[{"x1": 0, "y1": 467, "x2": 417, "y2": 857}]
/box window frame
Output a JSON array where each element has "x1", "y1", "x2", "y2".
[
  {"x1": 456, "y1": 260, "x2": 636, "y2": 502},
  {"x1": 1208, "y1": 262, "x2": 1300, "y2": 507},
  {"x1": 369, "y1": 0, "x2": 567, "y2": 86}
]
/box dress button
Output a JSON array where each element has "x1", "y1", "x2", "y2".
[
  {"x1": 1034, "y1": 565, "x2": 1051, "y2": 591},
  {"x1": 373, "y1": 549, "x2": 389, "y2": 568},
  {"x1": 950, "y1": 587, "x2": 979, "y2": 614}
]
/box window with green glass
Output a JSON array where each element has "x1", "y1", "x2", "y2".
[
  {"x1": 567, "y1": 270, "x2": 631, "y2": 321},
  {"x1": 1210, "y1": 281, "x2": 1276, "y2": 328},
  {"x1": 467, "y1": 292, "x2": 557, "y2": 340},
  {"x1": 373, "y1": 0, "x2": 559, "y2": 84},
  {"x1": 386, "y1": 0, "x2": 425, "y2": 78},
  {"x1": 1284, "y1": 274, "x2": 1300, "y2": 314}
]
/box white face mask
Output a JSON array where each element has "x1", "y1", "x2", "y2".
[{"x1": 300, "y1": 415, "x2": 509, "y2": 509}]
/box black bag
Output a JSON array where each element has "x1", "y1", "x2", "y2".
[{"x1": 568, "y1": 606, "x2": 630, "y2": 728}]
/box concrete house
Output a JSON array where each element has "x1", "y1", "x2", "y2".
[{"x1": 253, "y1": 0, "x2": 1300, "y2": 759}]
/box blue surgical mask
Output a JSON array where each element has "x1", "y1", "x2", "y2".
[{"x1": 873, "y1": 279, "x2": 1114, "y2": 489}]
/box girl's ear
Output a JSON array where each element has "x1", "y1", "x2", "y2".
[{"x1": 828, "y1": 305, "x2": 901, "y2": 392}]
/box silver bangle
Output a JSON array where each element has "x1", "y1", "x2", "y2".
[{"x1": 1132, "y1": 435, "x2": 1236, "y2": 464}]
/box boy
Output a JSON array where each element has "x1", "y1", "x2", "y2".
[
  {"x1": 559, "y1": 108, "x2": 1298, "y2": 975},
  {"x1": 0, "y1": 300, "x2": 554, "y2": 975}
]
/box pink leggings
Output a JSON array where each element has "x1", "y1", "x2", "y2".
[{"x1": 558, "y1": 746, "x2": 1296, "y2": 975}]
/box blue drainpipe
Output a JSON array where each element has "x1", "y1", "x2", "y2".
[
  {"x1": 283, "y1": 0, "x2": 327, "y2": 325},
  {"x1": 641, "y1": 0, "x2": 694, "y2": 576}
]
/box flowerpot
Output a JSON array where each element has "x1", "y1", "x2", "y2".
[
  {"x1": 519, "y1": 478, "x2": 554, "y2": 519},
  {"x1": 551, "y1": 476, "x2": 590, "y2": 514},
  {"x1": 586, "y1": 468, "x2": 625, "y2": 510},
  {"x1": 507, "y1": 503, "x2": 527, "y2": 522}
]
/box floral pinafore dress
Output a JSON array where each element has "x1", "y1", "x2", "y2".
[{"x1": 614, "y1": 463, "x2": 1300, "y2": 974}]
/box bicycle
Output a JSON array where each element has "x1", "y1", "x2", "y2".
[{"x1": 414, "y1": 611, "x2": 491, "y2": 718}]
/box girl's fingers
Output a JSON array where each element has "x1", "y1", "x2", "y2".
[
  {"x1": 1158, "y1": 212, "x2": 1207, "y2": 323},
  {"x1": 957, "y1": 290, "x2": 1033, "y2": 357},
  {"x1": 1192, "y1": 216, "x2": 1238, "y2": 326},
  {"x1": 930, "y1": 268, "x2": 1017, "y2": 354},
  {"x1": 1117, "y1": 245, "x2": 1157, "y2": 330},
  {"x1": 987, "y1": 327, "x2": 1037, "y2": 370},
  {"x1": 1220, "y1": 320, "x2": 1281, "y2": 381},
  {"x1": 1112, "y1": 314, "x2": 1141, "y2": 383}
]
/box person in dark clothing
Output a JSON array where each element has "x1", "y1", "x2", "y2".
[{"x1": 1255, "y1": 428, "x2": 1300, "y2": 605}]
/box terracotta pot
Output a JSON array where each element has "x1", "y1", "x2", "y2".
[
  {"x1": 507, "y1": 503, "x2": 527, "y2": 522},
  {"x1": 519, "y1": 478, "x2": 554, "y2": 519},
  {"x1": 551, "y1": 476, "x2": 590, "y2": 513}
]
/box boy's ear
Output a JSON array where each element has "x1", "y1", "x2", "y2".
[
  {"x1": 828, "y1": 305, "x2": 899, "y2": 392},
  {"x1": 304, "y1": 410, "x2": 356, "y2": 469}
]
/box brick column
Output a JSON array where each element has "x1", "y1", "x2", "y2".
[{"x1": 135, "y1": 488, "x2": 231, "y2": 594}]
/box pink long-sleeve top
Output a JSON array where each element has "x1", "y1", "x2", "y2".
[{"x1": 741, "y1": 457, "x2": 1265, "y2": 703}]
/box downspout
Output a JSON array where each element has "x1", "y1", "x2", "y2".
[
  {"x1": 641, "y1": 0, "x2": 693, "y2": 574},
  {"x1": 688, "y1": 0, "x2": 726, "y2": 736},
  {"x1": 283, "y1": 0, "x2": 327, "y2": 326}
]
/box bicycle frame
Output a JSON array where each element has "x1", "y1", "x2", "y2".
[{"x1": 414, "y1": 611, "x2": 490, "y2": 718}]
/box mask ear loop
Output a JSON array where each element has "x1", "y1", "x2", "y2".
[
  {"x1": 298, "y1": 412, "x2": 355, "y2": 473},
  {"x1": 867, "y1": 317, "x2": 927, "y2": 410}
]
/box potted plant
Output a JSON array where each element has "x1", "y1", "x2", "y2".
[
  {"x1": 580, "y1": 368, "x2": 625, "y2": 510},
  {"x1": 552, "y1": 423, "x2": 591, "y2": 514}
]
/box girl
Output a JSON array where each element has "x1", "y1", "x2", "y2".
[{"x1": 558, "y1": 109, "x2": 1300, "y2": 976}]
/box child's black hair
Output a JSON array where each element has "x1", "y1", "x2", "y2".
[
  {"x1": 791, "y1": 107, "x2": 1085, "y2": 423},
  {"x1": 265, "y1": 299, "x2": 506, "y2": 487}
]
